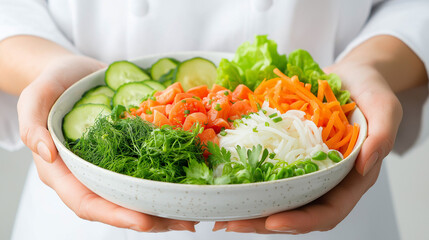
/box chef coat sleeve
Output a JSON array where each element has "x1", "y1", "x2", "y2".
[
  {"x1": 336, "y1": 0, "x2": 429, "y2": 82},
  {"x1": 0, "y1": 0, "x2": 76, "y2": 51},
  {"x1": 0, "y1": 0, "x2": 75, "y2": 151}
]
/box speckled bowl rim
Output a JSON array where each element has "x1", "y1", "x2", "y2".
[{"x1": 48, "y1": 51, "x2": 368, "y2": 190}]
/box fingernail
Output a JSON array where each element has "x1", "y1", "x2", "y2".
[
  {"x1": 129, "y1": 225, "x2": 144, "y2": 232},
  {"x1": 226, "y1": 226, "x2": 256, "y2": 233},
  {"x1": 270, "y1": 229, "x2": 298, "y2": 234},
  {"x1": 37, "y1": 142, "x2": 52, "y2": 163},
  {"x1": 212, "y1": 222, "x2": 228, "y2": 231},
  {"x1": 363, "y1": 152, "x2": 379, "y2": 176},
  {"x1": 168, "y1": 223, "x2": 193, "y2": 232},
  {"x1": 269, "y1": 228, "x2": 298, "y2": 234}
]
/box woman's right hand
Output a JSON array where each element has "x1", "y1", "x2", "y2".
[{"x1": 17, "y1": 55, "x2": 197, "y2": 232}]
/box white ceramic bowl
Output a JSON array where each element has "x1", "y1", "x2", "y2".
[{"x1": 48, "y1": 52, "x2": 367, "y2": 221}]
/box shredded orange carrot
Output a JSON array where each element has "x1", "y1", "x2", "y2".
[
  {"x1": 248, "y1": 93, "x2": 259, "y2": 112},
  {"x1": 341, "y1": 102, "x2": 356, "y2": 115},
  {"x1": 317, "y1": 80, "x2": 325, "y2": 102},
  {"x1": 332, "y1": 126, "x2": 353, "y2": 149},
  {"x1": 253, "y1": 68, "x2": 360, "y2": 157},
  {"x1": 299, "y1": 103, "x2": 309, "y2": 112},
  {"x1": 322, "y1": 111, "x2": 339, "y2": 141},
  {"x1": 290, "y1": 100, "x2": 306, "y2": 110},
  {"x1": 344, "y1": 123, "x2": 360, "y2": 157}
]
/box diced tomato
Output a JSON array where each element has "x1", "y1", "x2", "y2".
[
  {"x1": 174, "y1": 93, "x2": 195, "y2": 104},
  {"x1": 229, "y1": 99, "x2": 254, "y2": 120},
  {"x1": 139, "y1": 99, "x2": 159, "y2": 109},
  {"x1": 156, "y1": 88, "x2": 181, "y2": 105},
  {"x1": 152, "y1": 110, "x2": 172, "y2": 127},
  {"x1": 183, "y1": 112, "x2": 208, "y2": 131},
  {"x1": 167, "y1": 82, "x2": 184, "y2": 93},
  {"x1": 211, "y1": 84, "x2": 227, "y2": 93},
  {"x1": 208, "y1": 118, "x2": 230, "y2": 133},
  {"x1": 154, "y1": 91, "x2": 163, "y2": 97},
  {"x1": 169, "y1": 98, "x2": 206, "y2": 126},
  {"x1": 140, "y1": 113, "x2": 154, "y2": 123},
  {"x1": 198, "y1": 128, "x2": 219, "y2": 145},
  {"x1": 210, "y1": 97, "x2": 231, "y2": 120},
  {"x1": 232, "y1": 84, "x2": 252, "y2": 101},
  {"x1": 186, "y1": 85, "x2": 210, "y2": 99},
  {"x1": 150, "y1": 105, "x2": 167, "y2": 116},
  {"x1": 165, "y1": 104, "x2": 173, "y2": 117}
]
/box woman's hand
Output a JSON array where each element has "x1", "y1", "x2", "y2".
[
  {"x1": 17, "y1": 55, "x2": 197, "y2": 232},
  {"x1": 213, "y1": 62, "x2": 403, "y2": 234}
]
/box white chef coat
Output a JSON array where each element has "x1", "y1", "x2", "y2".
[{"x1": 1, "y1": 0, "x2": 429, "y2": 239}]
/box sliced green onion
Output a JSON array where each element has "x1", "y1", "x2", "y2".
[
  {"x1": 214, "y1": 103, "x2": 222, "y2": 111},
  {"x1": 272, "y1": 117, "x2": 283, "y2": 123},
  {"x1": 219, "y1": 130, "x2": 227, "y2": 136},
  {"x1": 262, "y1": 109, "x2": 267, "y2": 114},
  {"x1": 328, "y1": 150, "x2": 343, "y2": 163},
  {"x1": 184, "y1": 109, "x2": 190, "y2": 115},
  {"x1": 269, "y1": 113, "x2": 278, "y2": 118},
  {"x1": 311, "y1": 151, "x2": 328, "y2": 161},
  {"x1": 252, "y1": 127, "x2": 258, "y2": 132},
  {"x1": 268, "y1": 152, "x2": 276, "y2": 159},
  {"x1": 294, "y1": 168, "x2": 305, "y2": 176},
  {"x1": 304, "y1": 163, "x2": 317, "y2": 173},
  {"x1": 224, "y1": 91, "x2": 229, "y2": 96},
  {"x1": 265, "y1": 122, "x2": 270, "y2": 127},
  {"x1": 145, "y1": 109, "x2": 152, "y2": 114},
  {"x1": 267, "y1": 174, "x2": 277, "y2": 181},
  {"x1": 181, "y1": 99, "x2": 186, "y2": 103}
]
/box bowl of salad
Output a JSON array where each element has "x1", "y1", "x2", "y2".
[{"x1": 48, "y1": 36, "x2": 367, "y2": 221}]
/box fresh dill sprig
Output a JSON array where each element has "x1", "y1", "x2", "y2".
[{"x1": 67, "y1": 116, "x2": 205, "y2": 183}]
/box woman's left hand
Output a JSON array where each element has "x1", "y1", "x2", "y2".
[{"x1": 213, "y1": 62, "x2": 403, "y2": 234}]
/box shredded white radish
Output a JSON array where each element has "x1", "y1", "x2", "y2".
[{"x1": 219, "y1": 102, "x2": 335, "y2": 169}]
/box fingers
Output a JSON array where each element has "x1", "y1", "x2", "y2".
[
  {"x1": 17, "y1": 56, "x2": 106, "y2": 163},
  {"x1": 18, "y1": 83, "x2": 62, "y2": 162},
  {"x1": 219, "y1": 161, "x2": 382, "y2": 234},
  {"x1": 266, "y1": 162, "x2": 381, "y2": 233},
  {"x1": 33, "y1": 153, "x2": 197, "y2": 232},
  {"x1": 352, "y1": 88, "x2": 402, "y2": 175}
]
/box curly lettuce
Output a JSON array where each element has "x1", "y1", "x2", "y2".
[
  {"x1": 216, "y1": 36, "x2": 350, "y2": 104},
  {"x1": 286, "y1": 49, "x2": 350, "y2": 105},
  {"x1": 216, "y1": 35, "x2": 287, "y2": 91}
]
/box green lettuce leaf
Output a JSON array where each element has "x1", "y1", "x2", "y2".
[
  {"x1": 286, "y1": 49, "x2": 350, "y2": 104},
  {"x1": 215, "y1": 59, "x2": 242, "y2": 90},
  {"x1": 216, "y1": 35, "x2": 287, "y2": 91}
]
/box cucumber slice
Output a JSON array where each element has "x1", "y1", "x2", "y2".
[
  {"x1": 142, "y1": 80, "x2": 166, "y2": 91},
  {"x1": 83, "y1": 85, "x2": 115, "y2": 98},
  {"x1": 74, "y1": 94, "x2": 111, "y2": 108},
  {"x1": 105, "y1": 61, "x2": 150, "y2": 90},
  {"x1": 112, "y1": 82, "x2": 153, "y2": 107},
  {"x1": 63, "y1": 104, "x2": 111, "y2": 141},
  {"x1": 175, "y1": 57, "x2": 217, "y2": 91},
  {"x1": 150, "y1": 58, "x2": 179, "y2": 80}
]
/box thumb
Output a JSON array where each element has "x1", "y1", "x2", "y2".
[
  {"x1": 353, "y1": 87, "x2": 402, "y2": 176},
  {"x1": 17, "y1": 55, "x2": 106, "y2": 163},
  {"x1": 18, "y1": 82, "x2": 60, "y2": 163}
]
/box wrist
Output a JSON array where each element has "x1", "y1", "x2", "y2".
[{"x1": 335, "y1": 35, "x2": 427, "y2": 93}]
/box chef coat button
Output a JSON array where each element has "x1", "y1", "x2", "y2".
[
  {"x1": 252, "y1": 0, "x2": 273, "y2": 12},
  {"x1": 130, "y1": 0, "x2": 149, "y2": 17}
]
